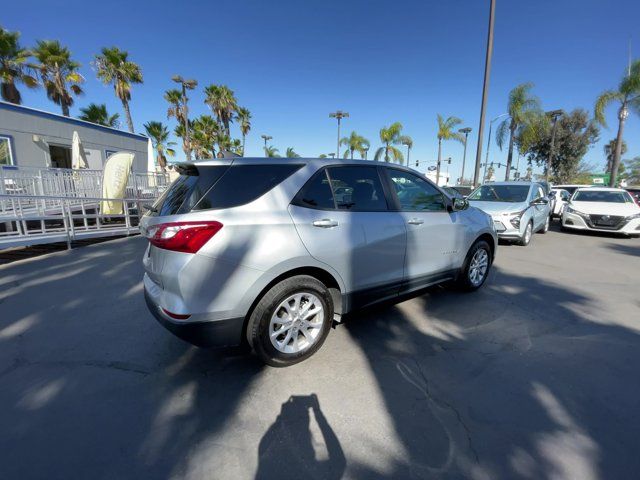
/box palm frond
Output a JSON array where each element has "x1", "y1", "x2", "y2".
[
  {"x1": 495, "y1": 118, "x2": 510, "y2": 150},
  {"x1": 594, "y1": 90, "x2": 620, "y2": 127},
  {"x1": 373, "y1": 147, "x2": 385, "y2": 161}
]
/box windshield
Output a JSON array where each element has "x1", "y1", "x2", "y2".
[
  {"x1": 572, "y1": 190, "x2": 633, "y2": 203},
  {"x1": 468, "y1": 185, "x2": 530, "y2": 203}
]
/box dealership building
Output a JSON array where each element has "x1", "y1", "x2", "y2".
[{"x1": 0, "y1": 101, "x2": 149, "y2": 172}]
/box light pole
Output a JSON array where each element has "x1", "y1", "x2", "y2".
[
  {"x1": 546, "y1": 109, "x2": 564, "y2": 183},
  {"x1": 482, "y1": 113, "x2": 509, "y2": 184},
  {"x1": 472, "y1": 0, "x2": 496, "y2": 187},
  {"x1": 329, "y1": 110, "x2": 349, "y2": 159},
  {"x1": 172, "y1": 75, "x2": 198, "y2": 161},
  {"x1": 261, "y1": 135, "x2": 272, "y2": 156},
  {"x1": 458, "y1": 127, "x2": 472, "y2": 185}
]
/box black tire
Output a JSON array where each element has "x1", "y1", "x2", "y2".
[
  {"x1": 519, "y1": 221, "x2": 533, "y2": 246},
  {"x1": 248, "y1": 275, "x2": 333, "y2": 367},
  {"x1": 456, "y1": 240, "x2": 493, "y2": 291},
  {"x1": 540, "y1": 215, "x2": 550, "y2": 234}
]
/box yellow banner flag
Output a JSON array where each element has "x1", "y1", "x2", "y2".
[{"x1": 100, "y1": 152, "x2": 134, "y2": 215}]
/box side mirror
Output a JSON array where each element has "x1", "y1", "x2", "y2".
[{"x1": 452, "y1": 197, "x2": 469, "y2": 212}]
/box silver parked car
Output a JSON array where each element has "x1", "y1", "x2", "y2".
[
  {"x1": 467, "y1": 181, "x2": 551, "y2": 246},
  {"x1": 141, "y1": 158, "x2": 497, "y2": 366}
]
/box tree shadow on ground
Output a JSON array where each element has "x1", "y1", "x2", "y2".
[{"x1": 344, "y1": 266, "x2": 640, "y2": 479}]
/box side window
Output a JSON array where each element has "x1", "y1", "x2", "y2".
[
  {"x1": 561, "y1": 191, "x2": 570, "y2": 201},
  {"x1": 326, "y1": 166, "x2": 388, "y2": 211},
  {"x1": 387, "y1": 169, "x2": 446, "y2": 212},
  {"x1": 292, "y1": 169, "x2": 335, "y2": 209},
  {"x1": 537, "y1": 187, "x2": 545, "y2": 199},
  {"x1": 0, "y1": 136, "x2": 14, "y2": 166}
]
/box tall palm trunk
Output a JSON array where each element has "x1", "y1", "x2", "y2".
[
  {"x1": 241, "y1": 134, "x2": 246, "y2": 156},
  {"x1": 350, "y1": 147, "x2": 354, "y2": 159},
  {"x1": 385, "y1": 143, "x2": 390, "y2": 162},
  {"x1": 505, "y1": 123, "x2": 516, "y2": 181},
  {"x1": 406, "y1": 146, "x2": 410, "y2": 167},
  {"x1": 436, "y1": 139, "x2": 442, "y2": 185},
  {"x1": 609, "y1": 104, "x2": 628, "y2": 187},
  {"x1": 1, "y1": 82, "x2": 21, "y2": 104},
  {"x1": 61, "y1": 103, "x2": 70, "y2": 116},
  {"x1": 122, "y1": 98, "x2": 134, "y2": 133}
]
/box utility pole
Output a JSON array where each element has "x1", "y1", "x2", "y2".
[
  {"x1": 472, "y1": 0, "x2": 496, "y2": 187},
  {"x1": 261, "y1": 135, "x2": 272, "y2": 156},
  {"x1": 458, "y1": 127, "x2": 472, "y2": 184},
  {"x1": 546, "y1": 110, "x2": 564, "y2": 183},
  {"x1": 172, "y1": 75, "x2": 198, "y2": 161},
  {"x1": 329, "y1": 111, "x2": 349, "y2": 159}
]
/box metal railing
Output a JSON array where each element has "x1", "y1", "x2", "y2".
[
  {"x1": 0, "y1": 165, "x2": 171, "y2": 250},
  {"x1": 0, "y1": 194, "x2": 149, "y2": 249},
  {"x1": 0, "y1": 165, "x2": 170, "y2": 200}
]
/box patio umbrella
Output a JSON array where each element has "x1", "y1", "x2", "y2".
[
  {"x1": 71, "y1": 131, "x2": 89, "y2": 169},
  {"x1": 147, "y1": 138, "x2": 156, "y2": 172}
]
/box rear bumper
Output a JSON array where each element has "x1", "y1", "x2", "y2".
[{"x1": 144, "y1": 288, "x2": 245, "y2": 348}]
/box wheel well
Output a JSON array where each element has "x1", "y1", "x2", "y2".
[
  {"x1": 242, "y1": 266, "x2": 343, "y2": 346},
  {"x1": 476, "y1": 233, "x2": 496, "y2": 259}
]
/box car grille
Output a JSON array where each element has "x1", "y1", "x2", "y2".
[{"x1": 587, "y1": 214, "x2": 625, "y2": 230}]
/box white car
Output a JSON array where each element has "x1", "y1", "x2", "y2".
[
  {"x1": 562, "y1": 187, "x2": 640, "y2": 237},
  {"x1": 550, "y1": 188, "x2": 571, "y2": 218}
]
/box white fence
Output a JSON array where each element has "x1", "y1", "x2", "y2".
[{"x1": 0, "y1": 166, "x2": 170, "y2": 250}]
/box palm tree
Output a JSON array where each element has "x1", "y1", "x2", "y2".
[
  {"x1": 144, "y1": 121, "x2": 175, "y2": 172},
  {"x1": 32, "y1": 40, "x2": 84, "y2": 116},
  {"x1": 204, "y1": 84, "x2": 238, "y2": 135},
  {"x1": 285, "y1": 147, "x2": 300, "y2": 158},
  {"x1": 496, "y1": 83, "x2": 541, "y2": 180},
  {"x1": 0, "y1": 26, "x2": 38, "y2": 104},
  {"x1": 401, "y1": 135, "x2": 413, "y2": 166},
  {"x1": 78, "y1": 103, "x2": 119, "y2": 127},
  {"x1": 604, "y1": 139, "x2": 627, "y2": 174},
  {"x1": 235, "y1": 107, "x2": 251, "y2": 155},
  {"x1": 340, "y1": 131, "x2": 370, "y2": 159},
  {"x1": 374, "y1": 122, "x2": 404, "y2": 162},
  {"x1": 164, "y1": 89, "x2": 185, "y2": 123},
  {"x1": 595, "y1": 60, "x2": 640, "y2": 186},
  {"x1": 436, "y1": 115, "x2": 465, "y2": 183},
  {"x1": 174, "y1": 121, "x2": 193, "y2": 158},
  {"x1": 265, "y1": 145, "x2": 280, "y2": 157},
  {"x1": 93, "y1": 47, "x2": 143, "y2": 133},
  {"x1": 191, "y1": 115, "x2": 220, "y2": 159}
]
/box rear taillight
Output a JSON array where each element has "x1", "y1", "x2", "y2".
[{"x1": 145, "y1": 221, "x2": 223, "y2": 254}]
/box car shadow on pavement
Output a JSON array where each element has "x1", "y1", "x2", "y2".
[
  {"x1": 606, "y1": 242, "x2": 640, "y2": 257},
  {"x1": 343, "y1": 266, "x2": 640, "y2": 479}
]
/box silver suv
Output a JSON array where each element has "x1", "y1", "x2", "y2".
[
  {"x1": 141, "y1": 158, "x2": 497, "y2": 366},
  {"x1": 467, "y1": 181, "x2": 552, "y2": 246}
]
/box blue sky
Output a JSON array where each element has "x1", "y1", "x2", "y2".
[{"x1": 3, "y1": 0, "x2": 640, "y2": 180}]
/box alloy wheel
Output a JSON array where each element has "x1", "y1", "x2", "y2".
[
  {"x1": 269, "y1": 292, "x2": 325, "y2": 354},
  {"x1": 468, "y1": 248, "x2": 489, "y2": 286}
]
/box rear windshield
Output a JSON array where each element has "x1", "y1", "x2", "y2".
[
  {"x1": 468, "y1": 185, "x2": 530, "y2": 202},
  {"x1": 148, "y1": 164, "x2": 301, "y2": 216},
  {"x1": 573, "y1": 190, "x2": 633, "y2": 203}
]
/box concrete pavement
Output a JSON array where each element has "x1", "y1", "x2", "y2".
[{"x1": 1, "y1": 226, "x2": 639, "y2": 479}]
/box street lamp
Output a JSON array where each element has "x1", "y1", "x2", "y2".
[
  {"x1": 472, "y1": 0, "x2": 497, "y2": 187},
  {"x1": 172, "y1": 75, "x2": 198, "y2": 161},
  {"x1": 484, "y1": 113, "x2": 509, "y2": 179},
  {"x1": 328, "y1": 153, "x2": 336, "y2": 159},
  {"x1": 458, "y1": 127, "x2": 472, "y2": 185},
  {"x1": 329, "y1": 110, "x2": 349, "y2": 159},
  {"x1": 546, "y1": 109, "x2": 564, "y2": 183},
  {"x1": 261, "y1": 134, "x2": 272, "y2": 156}
]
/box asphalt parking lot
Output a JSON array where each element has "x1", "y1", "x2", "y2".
[{"x1": 1, "y1": 225, "x2": 639, "y2": 480}]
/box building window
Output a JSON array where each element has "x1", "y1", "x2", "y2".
[
  {"x1": 0, "y1": 136, "x2": 14, "y2": 166},
  {"x1": 105, "y1": 150, "x2": 118, "y2": 159}
]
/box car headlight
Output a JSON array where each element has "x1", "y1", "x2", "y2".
[
  {"x1": 507, "y1": 210, "x2": 526, "y2": 229},
  {"x1": 565, "y1": 206, "x2": 588, "y2": 218},
  {"x1": 626, "y1": 213, "x2": 640, "y2": 221}
]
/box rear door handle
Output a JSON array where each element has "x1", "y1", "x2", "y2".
[
  {"x1": 407, "y1": 218, "x2": 424, "y2": 225},
  {"x1": 313, "y1": 219, "x2": 339, "y2": 228}
]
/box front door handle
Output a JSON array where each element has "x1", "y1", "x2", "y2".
[
  {"x1": 313, "y1": 219, "x2": 339, "y2": 228},
  {"x1": 407, "y1": 218, "x2": 424, "y2": 225}
]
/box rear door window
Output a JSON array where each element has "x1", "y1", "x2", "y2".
[
  {"x1": 326, "y1": 166, "x2": 388, "y2": 211},
  {"x1": 192, "y1": 164, "x2": 302, "y2": 211},
  {"x1": 291, "y1": 170, "x2": 336, "y2": 209}
]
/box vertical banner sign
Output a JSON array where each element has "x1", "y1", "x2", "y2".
[{"x1": 100, "y1": 152, "x2": 134, "y2": 215}]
